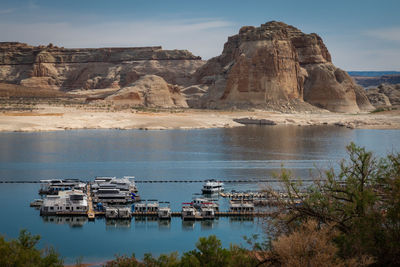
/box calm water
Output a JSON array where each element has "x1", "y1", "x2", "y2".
[{"x1": 0, "y1": 125, "x2": 399, "y2": 263}]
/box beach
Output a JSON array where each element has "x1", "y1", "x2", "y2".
[{"x1": 1, "y1": 105, "x2": 400, "y2": 132}]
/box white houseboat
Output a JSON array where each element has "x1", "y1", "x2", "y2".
[
  {"x1": 158, "y1": 207, "x2": 172, "y2": 219},
  {"x1": 200, "y1": 206, "x2": 215, "y2": 219},
  {"x1": 40, "y1": 190, "x2": 88, "y2": 215},
  {"x1": 182, "y1": 203, "x2": 198, "y2": 220},
  {"x1": 201, "y1": 179, "x2": 224, "y2": 194},
  {"x1": 92, "y1": 176, "x2": 139, "y2": 204},
  {"x1": 193, "y1": 198, "x2": 219, "y2": 211},
  {"x1": 158, "y1": 201, "x2": 171, "y2": 219},
  {"x1": 39, "y1": 179, "x2": 86, "y2": 195},
  {"x1": 229, "y1": 201, "x2": 255, "y2": 213}
]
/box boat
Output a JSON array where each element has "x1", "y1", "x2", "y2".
[
  {"x1": 134, "y1": 202, "x2": 147, "y2": 213},
  {"x1": 192, "y1": 198, "x2": 219, "y2": 211},
  {"x1": 40, "y1": 190, "x2": 88, "y2": 215},
  {"x1": 91, "y1": 176, "x2": 139, "y2": 204},
  {"x1": 201, "y1": 179, "x2": 224, "y2": 194},
  {"x1": 105, "y1": 207, "x2": 131, "y2": 219},
  {"x1": 117, "y1": 207, "x2": 131, "y2": 219},
  {"x1": 39, "y1": 179, "x2": 86, "y2": 195},
  {"x1": 181, "y1": 203, "x2": 197, "y2": 220},
  {"x1": 200, "y1": 206, "x2": 215, "y2": 219},
  {"x1": 146, "y1": 200, "x2": 159, "y2": 213},
  {"x1": 158, "y1": 201, "x2": 171, "y2": 219},
  {"x1": 229, "y1": 200, "x2": 255, "y2": 213},
  {"x1": 30, "y1": 199, "x2": 44, "y2": 207},
  {"x1": 92, "y1": 176, "x2": 138, "y2": 193},
  {"x1": 158, "y1": 207, "x2": 172, "y2": 219},
  {"x1": 105, "y1": 207, "x2": 119, "y2": 219}
]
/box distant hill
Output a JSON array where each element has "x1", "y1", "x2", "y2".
[
  {"x1": 348, "y1": 71, "x2": 400, "y2": 77},
  {"x1": 348, "y1": 71, "x2": 400, "y2": 87}
]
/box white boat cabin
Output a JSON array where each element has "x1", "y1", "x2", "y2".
[
  {"x1": 229, "y1": 201, "x2": 255, "y2": 213},
  {"x1": 202, "y1": 179, "x2": 224, "y2": 194},
  {"x1": 40, "y1": 190, "x2": 88, "y2": 215}
]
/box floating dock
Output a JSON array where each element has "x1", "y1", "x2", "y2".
[{"x1": 86, "y1": 184, "x2": 95, "y2": 220}]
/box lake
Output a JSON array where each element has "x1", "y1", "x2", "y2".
[{"x1": 0, "y1": 125, "x2": 399, "y2": 264}]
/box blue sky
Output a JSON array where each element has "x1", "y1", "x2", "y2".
[{"x1": 0, "y1": 0, "x2": 399, "y2": 70}]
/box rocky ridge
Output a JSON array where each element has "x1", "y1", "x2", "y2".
[
  {"x1": 366, "y1": 83, "x2": 400, "y2": 108},
  {"x1": 0, "y1": 42, "x2": 204, "y2": 91},
  {"x1": 191, "y1": 21, "x2": 373, "y2": 112}
]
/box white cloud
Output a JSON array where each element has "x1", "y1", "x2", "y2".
[
  {"x1": 364, "y1": 27, "x2": 400, "y2": 42},
  {"x1": 0, "y1": 18, "x2": 236, "y2": 59}
]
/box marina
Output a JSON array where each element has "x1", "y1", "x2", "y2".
[{"x1": 32, "y1": 177, "x2": 273, "y2": 221}]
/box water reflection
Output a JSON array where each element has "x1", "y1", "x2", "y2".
[
  {"x1": 158, "y1": 220, "x2": 171, "y2": 230},
  {"x1": 200, "y1": 219, "x2": 216, "y2": 230},
  {"x1": 182, "y1": 220, "x2": 195, "y2": 231},
  {"x1": 105, "y1": 219, "x2": 131, "y2": 229},
  {"x1": 42, "y1": 216, "x2": 88, "y2": 227}
]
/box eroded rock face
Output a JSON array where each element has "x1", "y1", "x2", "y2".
[
  {"x1": 193, "y1": 21, "x2": 370, "y2": 112},
  {"x1": 106, "y1": 75, "x2": 188, "y2": 108},
  {"x1": 0, "y1": 42, "x2": 204, "y2": 90},
  {"x1": 366, "y1": 83, "x2": 400, "y2": 107}
]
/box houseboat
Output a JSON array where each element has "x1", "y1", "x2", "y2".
[
  {"x1": 201, "y1": 179, "x2": 224, "y2": 194},
  {"x1": 92, "y1": 176, "x2": 138, "y2": 194},
  {"x1": 105, "y1": 207, "x2": 119, "y2": 218},
  {"x1": 158, "y1": 201, "x2": 171, "y2": 219},
  {"x1": 147, "y1": 200, "x2": 159, "y2": 213},
  {"x1": 91, "y1": 176, "x2": 139, "y2": 204},
  {"x1": 134, "y1": 202, "x2": 147, "y2": 213},
  {"x1": 158, "y1": 207, "x2": 172, "y2": 219},
  {"x1": 193, "y1": 198, "x2": 219, "y2": 211},
  {"x1": 40, "y1": 190, "x2": 88, "y2": 215},
  {"x1": 105, "y1": 207, "x2": 131, "y2": 219},
  {"x1": 39, "y1": 179, "x2": 86, "y2": 195},
  {"x1": 30, "y1": 199, "x2": 44, "y2": 207},
  {"x1": 229, "y1": 201, "x2": 255, "y2": 213},
  {"x1": 182, "y1": 203, "x2": 197, "y2": 220},
  {"x1": 92, "y1": 188, "x2": 133, "y2": 204},
  {"x1": 200, "y1": 206, "x2": 215, "y2": 219}
]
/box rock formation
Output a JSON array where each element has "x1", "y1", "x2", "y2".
[
  {"x1": 0, "y1": 42, "x2": 204, "y2": 91},
  {"x1": 106, "y1": 75, "x2": 188, "y2": 108},
  {"x1": 366, "y1": 83, "x2": 400, "y2": 107},
  {"x1": 192, "y1": 21, "x2": 372, "y2": 112}
]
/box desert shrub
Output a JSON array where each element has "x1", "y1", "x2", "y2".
[
  {"x1": 106, "y1": 235, "x2": 256, "y2": 267},
  {"x1": 264, "y1": 143, "x2": 400, "y2": 266},
  {"x1": 0, "y1": 229, "x2": 63, "y2": 267}
]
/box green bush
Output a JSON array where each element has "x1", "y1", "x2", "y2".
[
  {"x1": 105, "y1": 235, "x2": 256, "y2": 267},
  {"x1": 0, "y1": 229, "x2": 63, "y2": 267},
  {"x1": 265, "y1": 143, "x2": 400, "y2": 266}
]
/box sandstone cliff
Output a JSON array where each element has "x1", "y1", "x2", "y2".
[
  {"x1": 106, "y1": 75, "x2": 188, "y2": 108},
  {"x1": 192, "y1": 21, "x2": 372, "y2": 112},
  {"x1": 366, "y1": 83, "x2": 400, "y2": 108},
  {"x1": 0, "y1": 42, "x2": 204, "y2": 91}
]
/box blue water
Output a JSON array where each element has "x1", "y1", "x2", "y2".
[{"x1": 0, "y1": 125, "x2": 399, "y2": 263}]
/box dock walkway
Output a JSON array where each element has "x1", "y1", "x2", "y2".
[{"x1": 86, "y1": 184, "x2": 95, "y2": 220}]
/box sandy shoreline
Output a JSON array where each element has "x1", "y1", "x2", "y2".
[{"x1": 1, "y1": 105, "x2": 400, "y2": 132}]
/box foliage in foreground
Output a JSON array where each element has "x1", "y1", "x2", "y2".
[
  {"x1": 262, "y1": 142, "x2": 400, "y2": 266},
  {"x1": 105, "y1": 235, "x2": 256, "y2": 267},
  {"x1": 0, "y1": 229, "x2": 63, "y2": 267}
]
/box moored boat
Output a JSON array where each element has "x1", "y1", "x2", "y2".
[{"x1": 201, "y1": 179, "x2": 224, "y2": 194}]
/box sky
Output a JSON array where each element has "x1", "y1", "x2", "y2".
[{"x1": 0, "y1": 0, "x2": 399, "y2": 71}]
